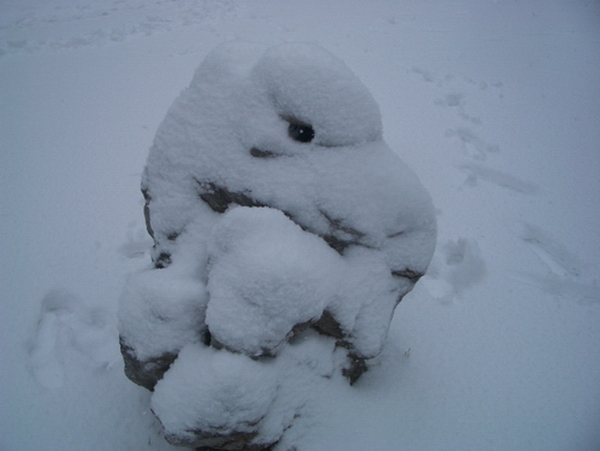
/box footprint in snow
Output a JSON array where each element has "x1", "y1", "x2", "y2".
[
  {"x1": 445, "y1": 127, "x2": 500, "y2": 160},
  {"x1": 522, "y1": 272, "x2": 599, "y2": 304},
  {"x1": 516, "y1": 222, "x2": 581, "y2": 278},
  {"x1": 435, "y1": 93, "x2": 482, "y2": 125},
  {"x1": 459, "y1": 162, "x2": 538, "y2": 195},
  {"x1": 411, "y1": 66, "x2": 503, "y2": 159},
  {"x1": 118, "y1": 224, "x2": 153, "y2": 259},
  {"x1": 29, "y1": 288, "x2": 120, "y2": 389},
  {"x1": 422, "y1": 237, "x2": 487, "y2": 303},
  {"x1": 511, "y1": 222, "x2": 599, "y2": 304}
]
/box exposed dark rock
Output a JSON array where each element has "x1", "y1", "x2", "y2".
[
  {"x1": 142, "y1": 186, "x2": 178, "y2": 269},
  {"x1": 312, "y1": 310, "x2": 345, "y2": 340},
  {"x1": 311, "y1": 310, "x2": 369, "y2": 384},
  {"x1": 142, "y1": 187, "x2": 154, "y2": 239},
  {"x1": 289, "y1": 317, "x2": 317, "y2": 339},
  {"x1": 318, "y1": 209, "x2": 366, "y2": 253},
  {"x1": 120, "y1": 338, "x2": 177, "y2": 391},
  {"x1": 164, "y1": 426, "x2": 273, "y2": 451},
  {"x1": 249, "y1": 147, "x2": 280, "y2": 159},
  {"x1": 142, "y1": 180, "x2": 377, "y2": 390},
  {"x1": 194, "y1": 181, "x2": 368, "y2": 256},
  {"x1": 197, "y1": 181, "x2": 265, "y2": 214},
  {"x1": 342, "y1": 353, "x2": 368, "y2": 385},
  {"x1": 391, "y1": 268, "x2": 424, "y2": 283},
  {"x1": 154, "y1": 251, "x2": 172, "y2": 269}
]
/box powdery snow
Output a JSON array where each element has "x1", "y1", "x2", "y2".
[
  {"x1": 151, "y1": 344, "x2": 279, "y2": 445},
  {"x1": 1, "y1": 1, "x2": 600, "y2": 450},
  {"x1": 206, "y1": 206, "x2": 342, "y2": 357}
]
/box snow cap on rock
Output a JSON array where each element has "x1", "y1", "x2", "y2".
[
  {"x1": 252, "y1": 42, "x2": 383, "y2": 147},
  {"x1": 122, "y1": 40, "x2": 437, "y2": 451}
]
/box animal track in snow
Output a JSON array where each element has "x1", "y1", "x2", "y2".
[
  {"x1": 411, "y1": 66, "x2": 502, "y2": 160},
  {"x1": 0, "y1": 0, "x2": 237, "y2": 57},
  {"x1": 445, "y1": 128, "x2": 500, "y2": 160},
  {"x1": 515, "y1": 222, "x2": 581, "y2": 278},
  {"x1": 29, "y1": 288, "x2": 120, "y2": 389},
  {"x1": 459, "y1": 162, "x2": 538, "y2": 195},
  {"x1": 422, "y1": 237, "x2": 487, "y2": 303},
  {"x1": 510, "y1": 222, "x2": 598, "y2": 304},
  {"x1": 411, "y1": 66, "x2": 437, "y2": 83},
  {"x1": 435, "y1": 93, "x2": 483, "y2": 125},
  {"x1": 521, "y1": 273, "x2": 599, "y2": 304}
]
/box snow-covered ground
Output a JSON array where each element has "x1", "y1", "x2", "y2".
[{"x1": 1, "y1": 1, "x2": 599, "y2": 450}]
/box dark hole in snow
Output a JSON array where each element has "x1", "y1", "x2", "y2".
[
  {"x1": 202, "y1": 329, "x2": 212, "y2": 346},
  {"x1": 286, "y1": 117, "x2": 314, "y2": 143}
]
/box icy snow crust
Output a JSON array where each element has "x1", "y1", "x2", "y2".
[{"x1": 118, "y1": 41, "x2": 436, "y2": 448}]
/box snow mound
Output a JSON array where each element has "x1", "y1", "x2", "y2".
[
  {"x1": 207, "y1": 206, "x2": 343, "y2": 357},
  {"x1": 151, "y1": 343, "x2": 279, "y2": 447},
  {"x1": 119, "y1": 41, "x2": 436, "y2": 449},
  {"x1": 30, "y1": 288, "x2": 120, "y2": 389},
  {"x1": 253, "y1": 42, "x2": 382, "y2": 147}
]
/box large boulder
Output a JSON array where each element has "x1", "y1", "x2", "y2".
[{"x1": 119, "y1": 41, "x2": 436, "y2": 449}]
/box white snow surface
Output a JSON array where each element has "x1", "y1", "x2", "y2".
[
  {"x1": 151, "y1": 333, "x2": 346, "y2": 449},
  {"x1": 151, "y1": 343, "x2": 280, "y2": 444},
  {"x1": 2, "y1": 1, "x2": 600, "y2": 450},
  {"x1": 206, "y1": 206, "x2": 343, "y2": 357}
]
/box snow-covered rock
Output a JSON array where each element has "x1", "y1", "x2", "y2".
[
  {"x1": 118, "y1": 41, "x2": 436, "y2": 449},
  {"x1": 206, "y1": 206, "x2": 343, "y2": 358}
]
